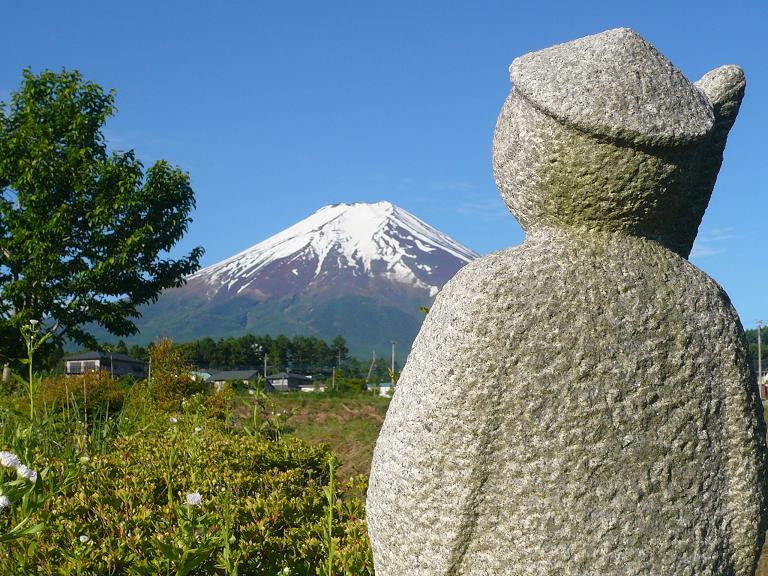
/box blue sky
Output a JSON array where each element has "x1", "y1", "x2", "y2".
[{"x1": 1, "y1": 1, "x2": 766, "y2": 326}]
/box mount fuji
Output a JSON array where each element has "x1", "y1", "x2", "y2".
[{"x1": 120, "y1": 201, "x2": 479, "y2": 358}]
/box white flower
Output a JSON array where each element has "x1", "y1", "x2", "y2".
[
  {"x1": 248, "y1": 389, "x2": 255, "y2": 395},
  {"x1": 185, "y1": 491, "x2": 202, "y2": 506},
  {"x1": 194, "y1": 426, "x2": 203, "y2": 434},
  {"x1": 0, "y1": 495, "x2": 10, "y2": 510},
  {"x1": 0, "y1": 451, "x2": 21, "y2": 469},
  {"x1": 16, "y1": 464, "x2": 38, "y2": 483},
  {"x1": 79, "y1": 534, "x2": 89, "y2": 543},
  {"x1": 80, "y1": 455, "x2": 90, "y2": 463},
  {"x1": 28, "y1": 319, "x2": 38, "y2": 326},
  {"x1": 169, "y1": 417, "x2": 178, "y2": 424}
]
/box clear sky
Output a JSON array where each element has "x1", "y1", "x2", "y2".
[{"x1": 1, "y1": 1, "x2": 766, "y2": 326}]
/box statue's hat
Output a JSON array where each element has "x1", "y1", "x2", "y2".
[{"x1": 510, "y1": 28, "x2": 714, "y2": 147}]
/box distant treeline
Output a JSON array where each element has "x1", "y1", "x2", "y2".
[
  {"x1": 103, "y1": 334, "x2": 395, "y2": 382},
  {"x1": 100, "y1": 325, "x2": 768, "y2": 383},
  {"x1": 97, "y1": 325, "x2": 768, "y2": 383}
]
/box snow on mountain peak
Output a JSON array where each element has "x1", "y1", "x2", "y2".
[{"x1": 189, "y1": 201, "x2": 479, "y2": 298}]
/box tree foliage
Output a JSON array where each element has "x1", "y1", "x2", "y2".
[
  {"x1": 745, "y1": 326, "x2": 768, "y2": 377},
  {"x1": 172, "y1": 333, "x2": 356, "y2": 378},
  {"x1": 0, "y1": 69, "x2": 203, "y2": 364},
  {"x1": 117, "y1": 333, "x2": 397, "y2": 381}
]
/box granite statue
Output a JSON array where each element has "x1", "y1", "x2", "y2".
[{"x1": 367, "y1": 28, "x2": 767, "y2": 575}]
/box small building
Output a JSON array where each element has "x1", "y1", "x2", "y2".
[
  {"x1": 266, "y1": 372, "x2": 312, "y2": 392},
  {"x1": 209, "y1": 370, "x2": 261, "y2": 390},
  {"x1": 64, "y1": 351, "x2": 146, "y2": 378}
]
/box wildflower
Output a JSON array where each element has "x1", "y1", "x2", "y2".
[
  {"x1": 79, "y1": 534, "x2": 89, "y2": 543},
  {"x1": 194, "y1": 426, "x2": 203, "y2": 434},
  {"x1": 248, "y1": 389, "x2": 255, "y2": 395},
  {"x1": 16, "y1": 464, "x2": 38, "y2": 483},
  {"x1": 0, "y1": 451, "x2": 21, "y2": 469},
  {"x1": 0, "y1": 495, "x2": 9, "y2": 510},
  {"x1": 185, "y1": 491, "x2": 202, "y2": 506},
  {"x1": 169, "y1": 417, "x2": 178, "y2": 424},
  {"x1": 29, "y1": 319, "x2": 38, "y2": 326},
  {"x1": 80, "y1": 455, "x2": 90, "y2": 463}
]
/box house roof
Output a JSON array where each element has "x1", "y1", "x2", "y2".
[
  {"x1": 64, "y1": 351, "x2": 144, "y2": 364},
  {"x1": 210, "y1": 370, "x2": 261, "y2": 381},
  {"x1": 266, "y1": 372, "x2": 312, "y2": 381}
]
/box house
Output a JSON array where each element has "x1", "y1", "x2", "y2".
[
  {"x1": 209, "y1": 370, "x2": 261, "y2": 391},
  {"x1": 64, "y1": 351, "x2": 146, "y2": 378},
  {"x1": 266, "y1": 372, "x2": 313, "y2": 392}
]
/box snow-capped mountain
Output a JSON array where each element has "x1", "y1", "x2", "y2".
[
  {"x1": 185, "y1": 201, "x2": 478, "y2": 301},
  {"x1": 118, "y1": 201, "x2": 479, "y2": 358}
]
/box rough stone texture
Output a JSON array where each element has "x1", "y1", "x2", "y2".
[
  {"x1": 510, "y1": 28, "x2": 713, "y2": 148},
  {"x1": 367, "y1": 28, "x2": 767, "y2": 575}
]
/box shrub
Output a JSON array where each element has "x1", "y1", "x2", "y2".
[
  {"x1": 36, "y1": 371, "x2": 125, "y2": 416},
  {"x1": 0, "y1": 410, "x2": 374, "y2": 575},
  {"x1": 149, "y1": 338, "x2": 203, "y2": 407},
  {"x1": 323, "y1": 375, "x2": 367, "y2": 394},
  {"x1": 204, "y1": 382, "x2": 236, "y2": 421}
]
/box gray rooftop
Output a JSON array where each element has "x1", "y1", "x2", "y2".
[
  {"x1": 209, "y1": 370, "x2": 261, "y2": 381},
  {"x1": 64, "y1": 351, "x2": 144, "y2": 364}
]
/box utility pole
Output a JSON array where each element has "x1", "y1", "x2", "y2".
[
  {"x1": 365, "y1": 350, "x2": 376, "y2": 385},
  {"x1": 333, "y1": 348, "x2": 341, "y2": 393},
  {"x1": 253, "y1": 343, "x2": 267, "y2": 379},
  {"x1": 758, "y1": 320, "x2": 763, "y2": 397},
  {"x1": 391, "y1": 340, "x2": 396, "y2": 385}
]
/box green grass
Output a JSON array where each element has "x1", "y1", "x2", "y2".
[{"x1": 235, "y1": 392, "x2": 390, "y2": 479}]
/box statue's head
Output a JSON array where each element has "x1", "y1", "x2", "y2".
[{"x1": 492, "y1": 28, "x2": 745, "y2": 257}]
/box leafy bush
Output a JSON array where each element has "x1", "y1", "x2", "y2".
[
  {"x1": 150, "y1": 338, "x2": 204, "y2": 407},
  {"x1": 0, "y1": 399, "x2": 374, "y2": 575},
  {"x1": 323, "y1": 375, "x2": 367, "y2": 394},
  {"x1": 36, "y1": 371, "x2": 126, "y2": 416},
  {"x1": 204, "y1": 383, "x2": 237, "y2": 422}
]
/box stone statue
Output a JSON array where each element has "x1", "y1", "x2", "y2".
[{"x1": 367, "y1": 28, "x2": 767, "y2": 575}]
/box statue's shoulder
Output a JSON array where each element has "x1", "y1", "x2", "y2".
[{"x1": 439, "y1": 245, "x2": 528, "y2": 293}]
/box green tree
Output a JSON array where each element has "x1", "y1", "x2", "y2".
[
  {"x1": 329, "y1": 335, "x2": 349, "y2": 365},
  {"x1": 0, "y1": 69, "x2": 203, "y2": 367},
  {"x1": 745, "y1": 326, "x2": 768, "y2": 377}
]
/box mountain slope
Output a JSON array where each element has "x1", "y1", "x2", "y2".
[{"x1": 114, "y1": 201, "x2": 479, "y2": 359}]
